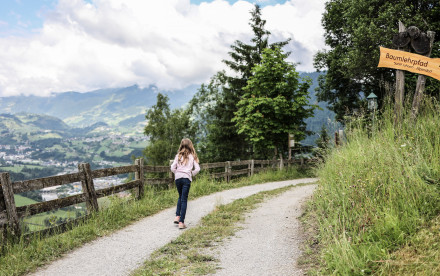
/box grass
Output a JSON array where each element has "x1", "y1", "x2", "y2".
[
  {"x1": 14, "y1": 194, "x2": 38, "y2": 207},
  {"x1": 376, "y1": 214, "x2": 440, "y2": 275},
  {"x1": 0, "y1": 166, "x2": 23, "y2": 173},
  {"x1": 304, "y1": 99, "x2": 440, "y2": 274},
  {"x1": 0, "y1": 166, "x2": 312, "y2": 276},
  {"x1": 16, "y1": 192, "x2": 86, "y2": 233},
  {"x1": 132, "y1": 185, "x2": 297, "y2": 276}
]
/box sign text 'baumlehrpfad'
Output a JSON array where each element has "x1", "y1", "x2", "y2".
[{"x1": 378, "y1": 47, "x2": 440, "y2": 81}]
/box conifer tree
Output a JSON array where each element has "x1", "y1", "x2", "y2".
[
  {"x1": 316, "y1": 125, "x2": 330, "y2": 150},
  {"x1": 190, "y1": 4, "x2": 290, "y2": 161}
]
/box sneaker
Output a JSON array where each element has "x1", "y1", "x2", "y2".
[
  {"x1": 174, "y1": 216, "x2": 180, "y2": 224},
  {"x1": 178, "y1": 222, "x2": 186, "y2": 229}
]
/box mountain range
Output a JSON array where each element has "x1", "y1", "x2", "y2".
[
  {"x1": 0, "y1": 72, "x2": 335, "y2": 144},
  {"x1": 0, "y1": 84, "x2": 198, "y2": 128}
]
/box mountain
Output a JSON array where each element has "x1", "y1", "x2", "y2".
[
  {"x1": 300, "y1": 72, "x2": 337, "y2": 146},
  {"x1": 0, "y1": 113, "x2": 70, "y2": 133},
  {"x1": 0, "y1": 84, "x2": 199, "y2": 128},
  {"x1": 0, "y1": 73, "x2": 335, "y2": 146},
  {"x1": 15, "y1": 113, "x2": 70, "y2": 131},
  {"x1": 0, "y1": 113, "x2": 111, "y2": 145}
]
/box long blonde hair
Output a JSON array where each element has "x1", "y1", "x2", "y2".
[{"x1": 177, "y1": 138, "x2": 199, "y2": 165}]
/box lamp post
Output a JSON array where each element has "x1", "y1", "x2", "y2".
[
  {"x1": 367, "y1": 93, "x2": 378, "y2": 132},
  {"x1": 367, "y1": 93, "x2": 378, "y2": 111}
]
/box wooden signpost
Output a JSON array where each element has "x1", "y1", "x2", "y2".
[
  {"x1": 377, "y1": 47, "x2": 440, "y2": 81},
  {"x1": 377, "y1": 21, "x2": 437, "y2": 122}
]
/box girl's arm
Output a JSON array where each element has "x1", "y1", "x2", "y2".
[
  {"x1": 170, "y1": 155, "x2": 178, "y2": 174},
  {"x1": 192, "y1": 160, "x2": 200, "y2": 176}
]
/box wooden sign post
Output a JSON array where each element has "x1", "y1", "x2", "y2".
[
  {"x1": 377, "y1": 21, "x2": 436, "y2": 123},
  {"x1": 394, "y1": 22, "x2": 407, "y2": 124}
]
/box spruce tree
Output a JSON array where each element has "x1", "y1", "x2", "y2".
[{"x1": 190, "y1": 4, "x2": 290, "y2": 161}]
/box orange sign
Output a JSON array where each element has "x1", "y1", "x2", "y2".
[{"x1": 377, "y1": 47, "x2": 440, "y2": 81}]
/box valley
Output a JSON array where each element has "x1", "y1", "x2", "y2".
[
  {"x1": 0, "y1": 112, "x2": 148, "y2": 232},
  {"x1": 0, "y1": 113, "x2": 147, "y2": 182}
]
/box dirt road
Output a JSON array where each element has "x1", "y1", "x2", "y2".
[
  {"x1": 214, "y1": 184, "x2": 316, "y2": 275},
  {"x1": 31, "y1": 178, "x2": 317, "y2": 276}
]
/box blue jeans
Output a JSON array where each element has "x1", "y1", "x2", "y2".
[{"x1": 175, "y1": 178, "x2": 191, "y2": 223}]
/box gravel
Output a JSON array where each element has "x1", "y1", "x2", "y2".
[
  {"x1": 213, "y1": 184, "x2": 317, "y2": 276},
  {"x1": 31, "y1": 178, "x2": 317, "y2": 276}
]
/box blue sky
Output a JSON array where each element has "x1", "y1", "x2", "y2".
[
  {"x1": 0, "y1": 0, "x2": 56, "y2": 35},
  {"x1": 0, "y1": 0, "x2": 325, "y2": 96}
]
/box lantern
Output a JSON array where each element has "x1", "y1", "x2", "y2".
[{"x1": 367, "y1": 93, "x2": 378, "y2": 111}]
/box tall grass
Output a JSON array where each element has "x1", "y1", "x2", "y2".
[
  {"x1": 0, "y1": 166, "x2": 311, "y2": 276},
  {"x1": 309, "y1": 99, "x2": 440, "y2": 274}
]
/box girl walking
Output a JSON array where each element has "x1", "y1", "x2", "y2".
[{"x1": 170, "y1": 138, "x2": 200, "y2": 229}]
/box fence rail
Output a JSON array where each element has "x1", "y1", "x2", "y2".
[{"x1": 1, "y1": 157, "x2": 313, "y2": 239}]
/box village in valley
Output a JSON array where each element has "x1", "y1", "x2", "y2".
[{"x1": 0, "y1": 120, "x2": 148, "y2": 208}]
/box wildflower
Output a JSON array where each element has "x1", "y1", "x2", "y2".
[{"x1": 401, "y1": 144, "x2": 406, "y2": 147}]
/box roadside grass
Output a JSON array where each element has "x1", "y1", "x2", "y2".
[
  {"x1": 132, "y1": 185, "x2": 296, "y2": 276},
  {"x1": 305, "y1": 100, "x2": 440, "y2": 274},
  {"x1": 297, "y1": 200, "x2": 321, "y2": 274},
  {"x1": 376, "y1": 214, "x2": 440, "y2": 275},
  {"x1": 0, "y1": 166, "x2": 311, "y2": 276}
]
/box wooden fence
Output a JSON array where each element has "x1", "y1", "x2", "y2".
[{"x1": 0, "y1": 157, "x2": 311, "y2": 239}]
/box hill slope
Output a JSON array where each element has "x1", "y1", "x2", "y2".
[
  {"x1": 0, "y1": 84, "x2": 198, "y2": 127},
  {"x1": 308, "y1": 103, "x2": 440, "y2": 274}
]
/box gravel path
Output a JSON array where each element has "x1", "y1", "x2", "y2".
[
  {"x1": 31, "y1": 178, "x2": 317, "y2": 276},
  {"x1": 214, "y1": 184, "x2": 316, "y2": 276}
]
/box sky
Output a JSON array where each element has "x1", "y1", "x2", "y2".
[{"x1": 0, "y1": 0, "x2": 326, "y2": 97}]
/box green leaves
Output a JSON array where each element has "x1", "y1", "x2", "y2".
[
  {"x1": 316, "y1": 0, "x2": 440, "y2": 122},
  {"x1": 233, "y1": 47, "x2": 316, "y2": 154},
  {"x1": 144, "y1": 93, "x2": 197, "y2": 165}
]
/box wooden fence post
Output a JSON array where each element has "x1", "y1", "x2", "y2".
[
  {"x1": 169, "y1": 160, "x2": 174, "y2": 189},
  {"x1": 225, "y1": 161, "x2": 231, "y2": 182},
  {"x1": 248, "y1": 159, "x2": 254, "y2": 177},
  {"x1": 279, "y1": 154, "x2": 284, "y2": 170},
  {"x1": 135, "y1": 158, "x2": 145, "y2": 199},
  {"x1": 224, "y1": 162, "x2": 228, "y2": 182},
  {"x1": 78, "y1": 163, "x2": 99, "y2": 214},
  {"x1": 1, "y1": 188, "x2": 6, "y2": 242},
  {"x1": 0, "y1": 173, "x2": 21, "y2": 237},
  {"x1": 335, "y1": 131, "x2": 340, "y2": 146}
]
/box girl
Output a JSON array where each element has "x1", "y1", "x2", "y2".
[{"x1": 170, "y1": 138, "x2": 200, "y2": 229}]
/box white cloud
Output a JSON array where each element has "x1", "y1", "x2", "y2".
[
  {"x1": 0, "y1": 0, "x2": 325, "y2": 96},
  {"x1": 264, "y1": 0, "x2": 326, "y2": 70}
]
